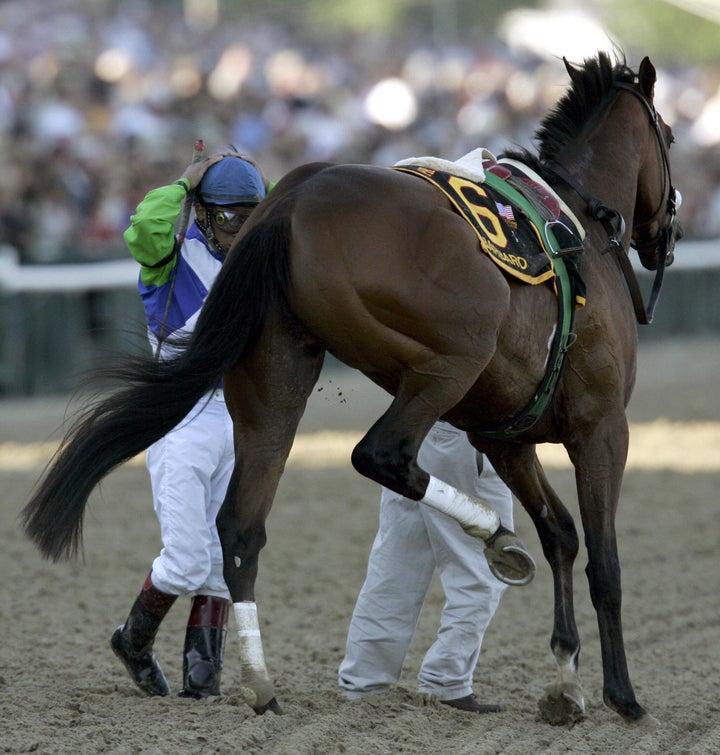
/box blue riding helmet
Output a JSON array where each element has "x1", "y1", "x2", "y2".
[{"x1": 198, "y1": 156, "x2": 266, "y2": 206}]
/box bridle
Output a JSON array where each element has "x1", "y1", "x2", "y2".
[
  {"x1": 547, "y1": 81, "x2": 681, "y2": 324},
  {"x1": 614, "y1": 82, "x2": 680, "y2": 261}
]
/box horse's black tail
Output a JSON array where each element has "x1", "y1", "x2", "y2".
[{"x1": 21, "y1": 215, "x2": 293, "y2": 561}]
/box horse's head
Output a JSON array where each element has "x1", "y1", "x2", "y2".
[{"x1": 623, "y1": 57, "x2": 683, "y2": 271}]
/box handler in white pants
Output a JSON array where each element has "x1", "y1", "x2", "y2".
[{"x1": 339, "y1": 421, "x2": 513, "y2": 713}]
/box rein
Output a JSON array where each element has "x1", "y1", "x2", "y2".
[{"x1": 547, "y1": 83, "x2": 679, "y2": 325}]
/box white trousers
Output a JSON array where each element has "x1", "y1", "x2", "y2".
[
  {"x1": 339, "y1": 421, "x2": 514, "y2": 701},
  {"x1": 146, "y1": 390, "x2": 234, "y2": 598}
]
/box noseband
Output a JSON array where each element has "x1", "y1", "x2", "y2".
[{"x1": 547, "y1": 82, "x2": 680, "y2": 324}]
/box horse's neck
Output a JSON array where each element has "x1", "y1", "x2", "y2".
[{"x1": 560, "y1": 115, "x2": 643, "y2": 228}]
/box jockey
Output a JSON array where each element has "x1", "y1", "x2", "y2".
[{"x1": 111, "y1": 152, "x2": 267, "y2": 699}]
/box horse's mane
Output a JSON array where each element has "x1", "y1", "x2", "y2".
[{"x1": 505, "y1": 51, "x2": 636, "y2": 176}]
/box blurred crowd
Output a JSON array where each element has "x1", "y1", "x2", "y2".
[{"x1": 1, "y1": 1, "x2": 719, "y2": 265}]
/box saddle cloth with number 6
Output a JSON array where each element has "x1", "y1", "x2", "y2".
[{"x1": 393, "y1": 148, "x2": 586, "y2": 305}]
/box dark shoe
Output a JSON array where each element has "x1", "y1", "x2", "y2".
[
  {"x1": 178, "y1": 627, "x2": 223, "y2": 698},
  {"x1": 111, "y1": 574, "x2": 177, "y2": 697},
  {"x1": 440, "y1": 694, "x2": 501, "y2": 714},
  {"x1": 111, "y1": 625, "x2": 170, "y2": 696},
  {"x1": 178, "y1": 596, "x2": 228, "y2": 699}
]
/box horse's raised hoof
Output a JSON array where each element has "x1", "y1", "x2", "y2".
[
  {"x1": 484, "y1": 527, "x2": 536, "y2": 585},
  {"x1": 253, "y1": 696, "x2": 284, "y2": 716},
  {"x1": 537, "y1": 683, "x2": 586, "y2": 726}
]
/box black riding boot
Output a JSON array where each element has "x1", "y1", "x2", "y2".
[
  {"x1": 178, "y1": 595, "x2": 229, "y2": 699},
  {"x1": 111, "y1": 572, "x2": 177, "y2": 696}
]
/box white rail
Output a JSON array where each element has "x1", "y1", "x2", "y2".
[{"x1": 0, "y1": 239, "x2": 716, "y2": 294}]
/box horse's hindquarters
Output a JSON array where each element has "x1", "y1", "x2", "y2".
[{"x1": 288, "y1": 165, "x2": 512, "y2": 386}]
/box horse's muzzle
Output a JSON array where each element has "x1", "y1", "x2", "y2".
[{"x1": 635, "y1": 187, "x2": 682, "y2": 270}]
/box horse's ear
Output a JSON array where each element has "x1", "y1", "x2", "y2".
[
  {"x1": 638, "y1": 57, "x2": 657, "y2": 100},
  {"x1": 563, "y1": 57, "x2": 582, "y2": 84}
]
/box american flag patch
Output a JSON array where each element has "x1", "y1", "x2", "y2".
[{"x1": 496, "y1": 203, "x2": 516, "y2": 223}]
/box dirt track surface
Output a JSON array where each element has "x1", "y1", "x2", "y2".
[{"x1": 1, "y1": 337, "x2": 718, "y2": 754}]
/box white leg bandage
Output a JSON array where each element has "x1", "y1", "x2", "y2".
[
  {"x1": 234, "y1": 601, "x2": 275, "y2": 708},
  {"x1": 421, "y1": 475, "x2": 500, "y2": 540}
]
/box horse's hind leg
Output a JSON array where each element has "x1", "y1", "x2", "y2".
[
  {"x1": 351, "y1": 370, "x2": 535, "y2": 585},
  {"x1": 216, "y1": 312, "x2": 325, "y2": 714}
]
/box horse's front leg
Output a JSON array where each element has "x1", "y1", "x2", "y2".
[
  {"x1": 482, "y1": 442, "x2": 585, "y2": 725},
  {"x1": 567, "y1": 414, "x2": 657, "y2": 727}
]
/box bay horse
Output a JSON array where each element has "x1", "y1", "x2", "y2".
[{"x1": 22, "y1": 52, "x2": 681, "y2": 727}]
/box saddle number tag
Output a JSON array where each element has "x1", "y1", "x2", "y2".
[
  {"x1": 448, "y1": 177, "x2": 508, "y2": 247},
  {"x1": 446, "y1": 175, "x2": 533, "y2": 275}
]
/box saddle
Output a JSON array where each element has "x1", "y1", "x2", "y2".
[{"x1": 393, "y1": 148, "x2": 586, "y2": 306}]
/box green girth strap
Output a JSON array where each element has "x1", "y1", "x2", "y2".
[{"x1": 469, "y1": 170, "x2": 578, "y2": 438}]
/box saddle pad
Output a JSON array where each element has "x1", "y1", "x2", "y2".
[{"x1": 394, "y1": 164, "x2": 556, "y2": 285}]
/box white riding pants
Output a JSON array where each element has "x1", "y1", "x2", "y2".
[
  {"x1": 147, "y1": 390, "x2": 234, "y2": 598},
  {"x1": 339, "y1": 421, "x2": 514, "y2": 701}
]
